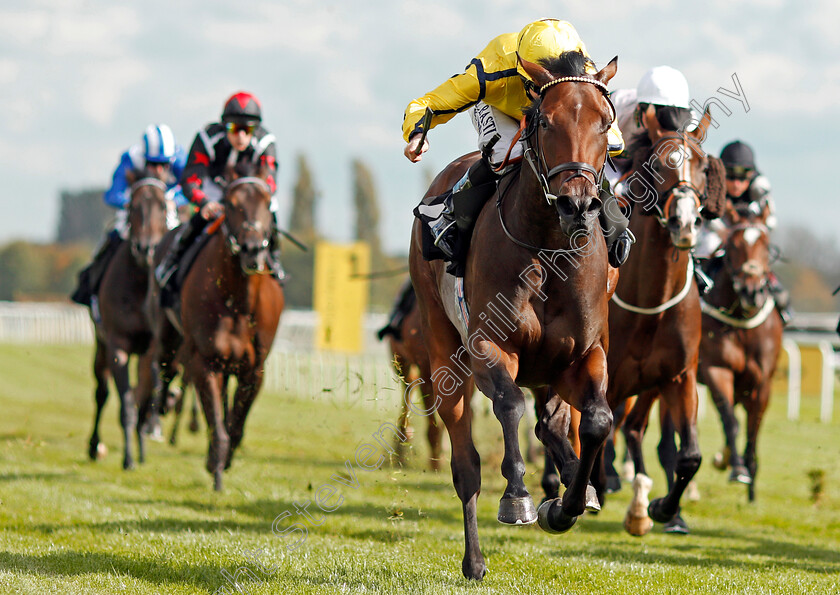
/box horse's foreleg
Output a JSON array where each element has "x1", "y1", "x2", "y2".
[
  {"x1": 423, "y1": 388, "x2": 444, "y2": 472},
  {"x1": 134, "y1": 349, "x2": 159, "y2": 464},
  {"x1": 88, "y1": 339, "x2": 111, "y2": 461},
  {"x1": 193, "y1": 360, "x2": 227, "y2": 491},
  {"x1": 744, "y1": 382, "x2": 771, "y2": 502},
  {"x1": 705, "y1": 366, "x2": 745, "y2": 479},
  {"x1": 226, "y1": 368, "x2": 264, "y2": 469},
  {"x1": 108, "y1": 346, "x2": 136, "y2": 470},
  {"x1": 648, "y1": 370, "x2": 702, "y2": 526},
  {"x1": 539, "y1": 347, "x2": 611, "y2": 533},
  {"x1": 621, "y1": 389, "x2": 657, "y2": 536},
  {"x1": 475, "y1": 358, "x2": 536, "y2": 526}
]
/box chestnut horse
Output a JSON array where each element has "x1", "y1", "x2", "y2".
[
  {"x1": 601, "y1": 110, "x2": 726, "y2": 535},
  {"x1": 145, "y1": 163, "x2": 284, "y2": 491},
  {"x1": 698, "y1": 211, "x2": 783, "y2": 501},
  {"x1": 385, "y1": 282, "x2": 445, "y2": 471},
  {"x1": 410, "y1": 53, "x2": 619, "y2": 580},
  {"x1": 87, "y1": 167, "x2": 170, "y2": 469}
]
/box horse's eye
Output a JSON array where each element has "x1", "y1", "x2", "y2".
[{"x1": 540, "y1": 117, "x2": 548, "y2": 129}]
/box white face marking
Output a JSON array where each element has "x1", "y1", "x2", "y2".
[{"x1": 742, "y1": 227, "x2": 762, "y2": 246}]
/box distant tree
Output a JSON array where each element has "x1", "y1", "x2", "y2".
[
  {"x1": 352, "y1": 159, "x2": 383, "y2": 265},
  {"x1": 56, "y1": 188, "x2": 111, "y2": 245},
  {"x1": 0, "y1": 241, "x2": 89, "y2": 301},
  {"x1": 289, "y1": 154, "x2": 318, "y2": 242}
]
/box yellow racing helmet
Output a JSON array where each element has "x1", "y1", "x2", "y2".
[{"x1": 516, "y1": 19, "x2": 587, "y2": 80}]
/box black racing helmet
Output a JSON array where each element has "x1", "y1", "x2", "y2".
[
  {"x1": 222, "y1": 91, "x2": 262, "y2": 124},
  {"x1": 720, "y1": 141, "x2": 756, "y2": 169}
]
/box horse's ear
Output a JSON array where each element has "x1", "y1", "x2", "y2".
[
  {"x1": 125, "y1": 169, "x2": 138, "y2": 186},
  {"x1": 224, "y1": 163, "x2": 238, "y2": 181},
  {"x1": 702, "y1": 156, "x2": 727, "y2": 220},
  {"x1": 690, "y1": 107, "x2": 714, "y2": 141},
  {"x1": 594, "y1": 56, "x2": 618, "y2": 86},
  {"x1": 518, "y1": 53, "x2": 553, "y2": 89},
  {"x1": 643, "y1": 103, "x2": 664, "y2": 143}
]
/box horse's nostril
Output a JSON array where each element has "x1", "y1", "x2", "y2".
[{"x1": 556, "y1": 196, "x2": 575, "y2": 218}]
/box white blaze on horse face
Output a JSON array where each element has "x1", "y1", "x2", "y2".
[
  {"x1": 672, "y1": 193, "x2": 700, "y2": 248},
  {"x1": 742, "y1": 226, "x2": 762, "y2": 247}
]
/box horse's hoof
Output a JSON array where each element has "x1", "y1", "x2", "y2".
[
  {"x1": 585, "y1": 485, "x2": 601, "y2": 513},
  {"x1": 605, "y1": 475, "x2": 622, "y2": 494},
  {"x1": 214, "y1": 472, "x2": 224, "y2": 492},
  {"x1": 648, "y1": 497, "x2": 676, "y2": 524},
  {"x1": 189, "y1": 420, "x2": 200, "y2": 433},
  {"x1": 89, "y1": 442, "x2": 107, "y2": 461},
  {"x1": 537, "y1": 498, "x2": 577, "y2": 534},
  {"x1": 664, "y1": 514, "x2": 690, "y2": 534},
  {"x1": 123, "y1": 459, "x2": 135, "y2": 471},
  {"x1": 729, "y1": 466, "x2": 752, "y2": 485},
  {"x1": 462, "y1": 556, "x2": 486, "y2": 581},
  {"x1": 713, "y1": 448, "x2": 730, "y2": 471},
  {"x1": 498, "y1": 495, "x2": 537, "y2": 525},
  {"x1": 623, "y1": 510, "x2": 654, "y2": 536}
]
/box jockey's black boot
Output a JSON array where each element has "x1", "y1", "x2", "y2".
[
  {"x1": 693, "y1": 259, "x2": 715, "y2": 295},
  {"x1": 156, "y1": 214, "x2": 205, "y2": 307},
  {"x1": 267, "y1": 218, "x2": 286, "y2": 284},
  {"x1": 599, "y1": 182, "x2": 634, "y2": 268},
  {"x1": 71, "y1": 230, "x2": 122, "y2": 307},
  {"x1": 420, "y1": 158, "x2": 497, "y2": 276},
  {"x1": 768, "y1": 273, "x2": 793, "y2": 325},
  {"x1": 377, "y1": 280, "x2": 416, "y2": 341}
]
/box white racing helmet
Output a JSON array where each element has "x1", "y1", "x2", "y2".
[{"x1": 636, "y1": 66, "x2": 690, "y2": 108}]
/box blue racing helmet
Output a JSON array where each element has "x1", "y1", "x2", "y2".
[{"x1": 143, "y1": 124, "x2": 177, "y2": 164}]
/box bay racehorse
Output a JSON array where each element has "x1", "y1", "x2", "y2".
[
  {"x1": 410, "y1": 52, "x2": 619, "y2": 580},
  {"x1": 698, "y1": 208, "x2": 783, "y2": 501},
  {"x1": 144, "y1": 162, "x2": 284, "y2": 491},
  {"x1": 88, "y1": 166, "x2": 170, "y2": 469},
  {"x1": 601, "y1": 109, "x2": 727, "y2": 535}
]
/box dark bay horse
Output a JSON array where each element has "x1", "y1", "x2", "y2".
[
  {"x1": 601, "y1": 109, "x2": 727, "y2": 535},
  {"x1": 699, "y1": 212, "x2": 783, "y2": 501},
  {"x1": 385, "y1": 283, "x2": 446, "y2": 471},
  {"x1": 410, "y1": 53, "x2": 619, "y2": 580},
  {"x1": 145, "y1": 163, "x2": 284, "y2": 491},
  {"x1": 88, "y1": 167, "x2": 170, "y2": 469}
]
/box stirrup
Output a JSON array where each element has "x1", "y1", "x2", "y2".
[
  {"x1": 155, "y1": 262, "x2": 176, "y2": 287},
  {"x1": 694, "y1": 267, "x2": 714, "y2": 295},
  {"x1": 431, "y1": 219, "x2": 456, "y2": 259}
]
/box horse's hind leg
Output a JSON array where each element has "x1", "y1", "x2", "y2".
[
  {"x1": 88, "y1": 339, "x2": 111, "y2": 461},
  {"x1": 648, "y1": 371, "x2": 703, "y2": 528},
  {"x1": 538, "y1": 347, "x2": 611, "y2": 534},
  {"x1": 657, "y1": 405, "x2": 690, "y2": 534}
]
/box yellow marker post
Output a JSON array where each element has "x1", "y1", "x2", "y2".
[{"x1": 313, "y1": 241, "x2": 371, "y2": 353}]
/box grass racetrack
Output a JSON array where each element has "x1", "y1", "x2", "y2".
[{"x1": 1, "y1": 344, "x2": 838, "y2": 594}]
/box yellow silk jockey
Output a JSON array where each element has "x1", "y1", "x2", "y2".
[{"x1": 403, "y1": 19, "x2": 632, "y2": 274}]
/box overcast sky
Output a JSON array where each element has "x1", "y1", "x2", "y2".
[{"x1": 0, "y1": 0, "x2": 836, "y2": 254}]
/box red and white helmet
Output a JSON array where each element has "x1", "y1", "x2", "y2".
[{"x1": 222, "y1": 91, "x2": 262, "y2": 124}]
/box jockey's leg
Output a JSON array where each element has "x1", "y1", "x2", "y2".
[
  {"x1": 768, "y1": 272, "x2": 793, "y2": 325},
  {"x1": 155, "y1": 212, "x2": 207, "y2": 302},
  {"x1": 71, "y1": 228, "x2": 123, "y2": 306},
  {"x1": 377, "y1": 278, "x2": 416, "y2": 341},
  {"x1": 598, "y1": 182, "x2": 633, "y2": 268},
  {"x1": 267, "y1": 202, "x2": 286, "y2": 284}
]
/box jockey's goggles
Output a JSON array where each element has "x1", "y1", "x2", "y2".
[
  {"x1": 725, "y1": 166, "x2": 754, "y2": 181},
  {"x1": 225, "y1": 122, "x2": 257, "y2": 135}
]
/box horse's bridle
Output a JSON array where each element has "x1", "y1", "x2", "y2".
[
  {"x1": 723, "y1": 222, "x2": 771, "y2": 303},
  {"x1": 522, "y1": 75, "x2": 615, "y2": 205},
  {"x1": 220, "y1": 176, "x2": 272, "y2": 268},
  {"x1": 128, "y1": 177, "x2": 168, "y2": 263},
  {"x1": 644, "y1": 133, "x2": 707, "y2": 228}
]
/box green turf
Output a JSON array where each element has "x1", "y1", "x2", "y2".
[{"x1": 0, "y1": 344, "x2": 838, "y2": 594}]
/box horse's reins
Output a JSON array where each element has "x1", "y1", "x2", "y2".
[{"x1": 496, "y1": 74, "x2": 614, "y2": 255}]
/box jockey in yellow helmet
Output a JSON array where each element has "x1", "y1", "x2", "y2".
[{"x1": 402, "y1": 19, "x2": 630, "y2": 274}]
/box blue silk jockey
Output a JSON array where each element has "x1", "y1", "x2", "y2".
[
  {"x1": 402, "y1": 18, "x2": 632, "y2": 279},
  {"x1": 71, "y1": 124, "x2": 187, "y2": 308}
]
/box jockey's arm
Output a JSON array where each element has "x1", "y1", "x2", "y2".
[
  {"x1": 103, "y1": 153, "x2": 133, "y2": 209},
  {"x1": 180, "y1": 133, "x2": 211, "y2": 208}
]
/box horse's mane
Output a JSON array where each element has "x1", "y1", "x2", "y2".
[{"x1": 523, "y1": 50, "x2": 596, "y2": 122}]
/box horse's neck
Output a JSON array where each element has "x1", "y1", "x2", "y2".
[
  {"x1": 707, "y1": 259, "x2": 739, "y2": 311},
  {"x1": 623, "y1": 215, "x2": 691, "y2": 301},
  {"x1": 497, "y1": 172, "x2": 573, "y2": 250}
]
